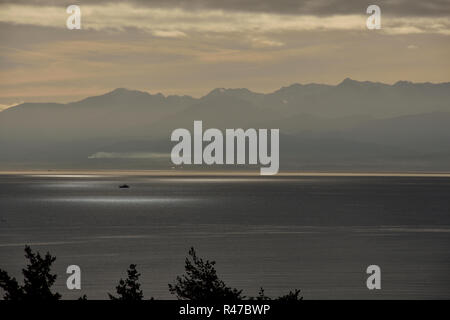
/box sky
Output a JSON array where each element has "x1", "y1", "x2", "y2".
[{"x1": 0, "y1": 0, "x2": 449, "y2": 105}]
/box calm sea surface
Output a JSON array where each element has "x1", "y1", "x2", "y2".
[{"x1": 0, "y1": 174, "x2": 449, "y2": 299}]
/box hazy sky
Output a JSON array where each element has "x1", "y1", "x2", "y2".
[{"x1": 0, "y1": 0, "x2": 449, "y2": 105}]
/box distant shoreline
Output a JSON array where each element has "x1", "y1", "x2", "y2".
[{"x1": 1, "y1": 170, "x2": 450, "y2": 177}]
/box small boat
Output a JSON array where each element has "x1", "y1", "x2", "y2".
[{"x1": 119, "y1": 184, "x2": 130, "y2": 189}]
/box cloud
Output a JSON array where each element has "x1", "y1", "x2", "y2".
[
  {"x1": 152, "y1": 30, "x2": 186, "y2": 38},
  {"x1": 0, "y1": 2, "x2": 449, "y2": 104},
  {"x1": 0, "y1": 3, "x2": 449, "y2": 35},
  {"x1": 0, "y1": 0, "x2": 449, "y2": 17},
  {"x1": 251, "y1": 37, "x2": 285, "y2": 48},
  {"x1": 88, "y1": 152, "x2": 170, "y2": 159}
]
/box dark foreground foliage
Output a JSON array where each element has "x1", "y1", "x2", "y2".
[
  {"x1": 108, "y1": 264, "x2": 147, "y2": 300},
  {"x1": 0, "y1": 246, "x2": 61, "y2": 300},
  {"x1": 1, "y1": 246, "x2": 302, "y2": 301},
  {"x1": 169, "y1": 247, "x2": 244, "y2": 301}
]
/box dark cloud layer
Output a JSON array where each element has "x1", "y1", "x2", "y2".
[{"x1": 1, "y1": 0, "x2": 449, "y2": 16}]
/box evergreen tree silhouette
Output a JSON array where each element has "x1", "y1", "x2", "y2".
[
  {"x1": 1, "y1": 246, "x2": 302, "y2": 301},
  {"x1": 251, "y1": 287, "x2": 271, "y2": 300},
  {"x1": 0, "y1": 246, "x2": 61, "y2": 300},
  {"x1": 249, "y1": 287, "x2": 303, "y2": 301},
  {"x1": 0, "y1": 270, "x2": 22, "y2": 300},
  {"x1": 169, "y1": 247, "x2": 243, "y2": 301},
  {"x1": 108, "y1": 264, "x2": 145, "y2": 300},
  {"x1": 277, "y1": 289, "x2": 303, "y2": 301}
]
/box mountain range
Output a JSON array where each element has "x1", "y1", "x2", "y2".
[{"x1": 1, "y1": 78, "x2": 450, "y2": 172}]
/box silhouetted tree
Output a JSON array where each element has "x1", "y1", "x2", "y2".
[
  {"x1": 0, "y1": 270, "x2": 22, "y2": 300},
  {"x1": 1, "y1": 246, "x2": 302, "y2": 301},
  {"x1": 169, "y1": 247, "x2": 243, "y2": 301},
  {"x1": 249, "y1": 287, "x2": 303, "y2": 301},
  {"x1": 108, "y1": 264, "x2": 145, "y2": 300},
  {"x1": 250, "y1": 287, "x2": 271, "y2": 300},
  {"x1": 0, "y1": 246, "x2": 61, "y2": 300},
  {"x1": 277, "y1": 289, "x2": 303, "y2": 301}
]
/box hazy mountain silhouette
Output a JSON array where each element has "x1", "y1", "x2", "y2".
[{"x1": 1, "y1": 79, "x2": 449, "y2": 171}]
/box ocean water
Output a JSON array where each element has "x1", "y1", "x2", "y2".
[{"x1": 0, "y1": 174, "x2": 449, "y2": 299}]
